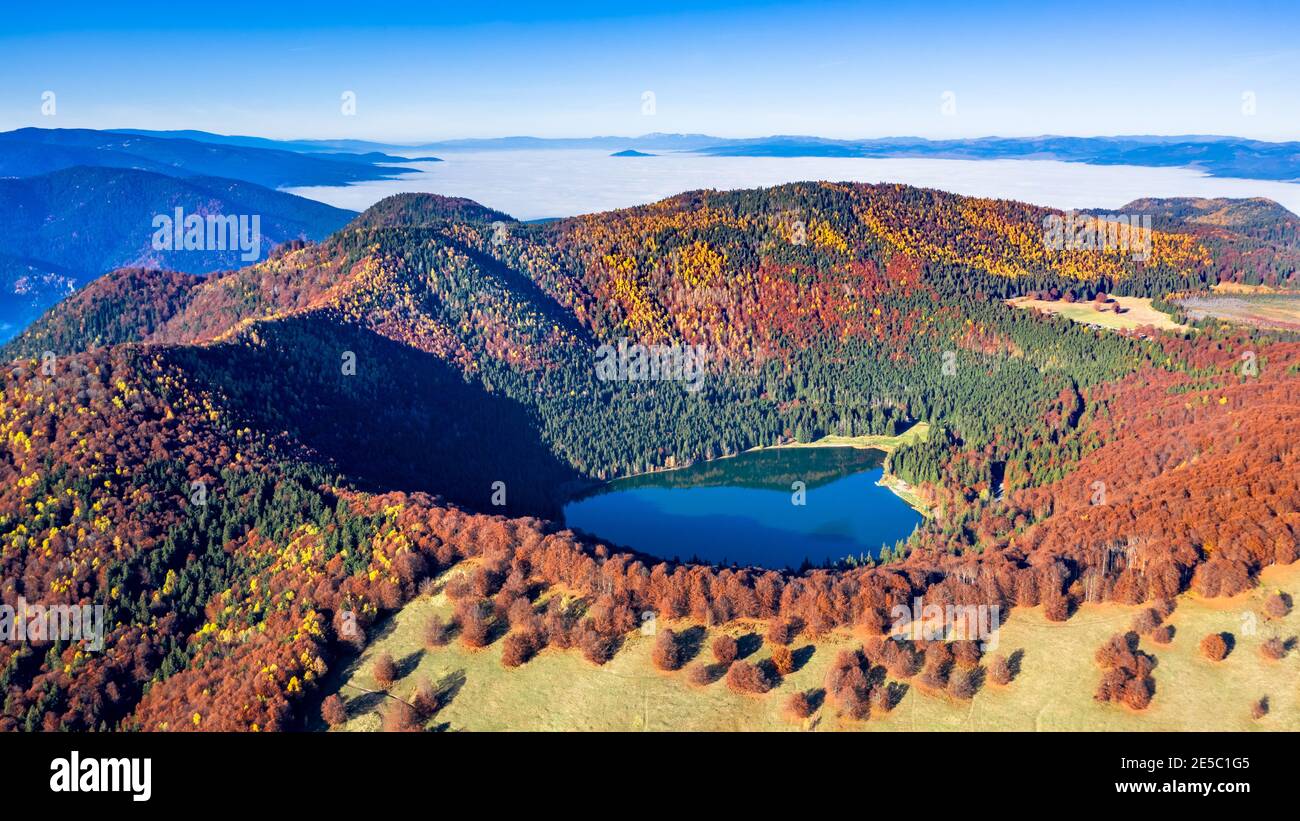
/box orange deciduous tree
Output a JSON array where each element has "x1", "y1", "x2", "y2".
[
  {"x1": 725, "y1": 660, "x2": 773, "y2": 695},
  {"x1": 1200, "y1": 632, "x2": 1230, "y2": 661},
  {"x1": 651, "y1": 628, "x2": 682, "y2": 671},
  {"x1": 320, "y1": 695, "x2": 346, "y2": 727},
  {"x1": 372, "y1": 652, "x2": 397, "y2": 690},
  {"x1": 712, "y1": 634, "x2": 738, "y2": 665}
]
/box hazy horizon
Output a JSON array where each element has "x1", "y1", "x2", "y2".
[
  {"x1": 284, "y1": 151, "x2": 1300, "y2": 221},
  {"x1": 39, "y1": 128, "x2": 1300, "y2": 147}
]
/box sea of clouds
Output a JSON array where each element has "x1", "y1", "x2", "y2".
[{"x1": 284, "y1": 149, "x2": 1300, "y2": 222}]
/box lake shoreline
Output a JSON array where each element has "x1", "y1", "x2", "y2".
[
  {"x1": 564, "y1": 444, "x2": 924, "y2": 569},
  {"x1": 751, "y1": 424, "x2": 933, "y2": 518},
  {"x1": 577, "y1": 421, "x2": 933, "y2": 518}
]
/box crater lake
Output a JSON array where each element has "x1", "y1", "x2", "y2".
[{"x1": 562, "y1": 446, "x2": 923, "y2": 570}]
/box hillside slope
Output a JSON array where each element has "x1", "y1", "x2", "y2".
[
  {"x1": 1, "y1": 182, "x2": 1296, "y2": 732},
  {"x1": 1111, "y1": 197, "x2": 1300, "y2": 288},
  {"x1": 0, "y1": 166, "x2": 355, "y2": 339}
]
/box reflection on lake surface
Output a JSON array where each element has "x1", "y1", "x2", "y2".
[{"x1": 562, "y1": 447, "x2": 921, "y2": 570}]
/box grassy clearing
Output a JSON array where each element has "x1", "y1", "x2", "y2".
[
  {"x1": 1177, "y1": 293, "x2": 1300, "y2": 331},
  {"x1": 1211, "y1": 282, "x2": 1299, "y2": 295},
  {"x1": 1008, "y1": 295, "x2": 1187, "y2": 332},
  {"x1": 322, "y1": 562, "x2": 1299, "y2": 732},
  {"x1": 759, "y1": 421, "x2": 931, "y2": 454}
]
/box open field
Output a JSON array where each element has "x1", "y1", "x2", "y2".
[
  {"x1": 321, "y1": 562, "x2": 1300, "y2": 732},
  {"x1": 759, "y1": 421, "x2": 931, "y2": 454},
  {"x1": 1177, "y1": 292, "x2": 1300, "y2": 331},
  {"x1": 1008, "y1": 295, "x2": 1187, "y2": 332},
  {"x1": 1211, "y1": 282, "x2": 1299, "y2": 295}
]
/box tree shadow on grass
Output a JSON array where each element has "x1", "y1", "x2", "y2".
[
  {"x1": 736, "y1": 632, "x2": 763, "y2": 659},
  {"x1": 689, "y1": 661, "x2": 726, "y2": 685},
  {"x1": 395, "y1": 650, "x2": 425, "y2": 680},
  {"x1": 791, "y1": 644, "x2": 816, "y2": 672},
  {"x1": 346, "y1": 690, "x2": 387, "y2": 718},
  {"x1": 363, "y1": 613, "x2": 402, "y2": 647},
  {"x1": 884, "y1": 681, "x2": 909, "y2": 709},
  {"x1": 806, "y1": 687, "x2": 826, "y2": 713},
  {"x1": 865, "y1": 663, "x2": 888, "y2": 689},
  {"x1": 1007, "y1": 648, "x2": 1025, "y2": 678},
  {"x1": 757, "y1": 658, "x2": 783, "y2": 688},
  {"x1": 431, "y1": 669, "x2": 467, "y2": 714},
  {"x1": 358, "y1": 668, "x2": 468, "y2": 731},
  {"x1": 676, "y1": 625, "x2": 707, "y2": 664},
  {"x1": 485, "y1": 617, "x2": 510, "y2": 646}
]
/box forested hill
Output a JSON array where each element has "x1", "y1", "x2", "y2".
[
  {"x1": 4, "y1": 268, "x2": 202, "y2": 357},
  {"x1": 5, "y1": 181, "x2": 1288, "y2": 495},
  {"x1": 2, "y1": 182, "x2": 1204, "y2": 497},
  {"x1": 1104, "y1": 197, "x2": 1300, "y2": 287},
  {"x1": 1, "y1": 181, "x2": 1296, "y2": 731},
  {"x1": 7, "y1": 180, "x2": 1236, "y2": 356},
  {"x1": 345, "y1": 192, "x2": 515, "y2": 229},
  {"x1": 0, "y1": 166, "x2": 356, "y2": 340}
]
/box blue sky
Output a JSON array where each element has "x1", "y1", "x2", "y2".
[{"x1": 1, "y1": 0, "x2": 1297, "y2": 142}]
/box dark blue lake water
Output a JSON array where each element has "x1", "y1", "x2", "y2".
[{"x1": 562, "y1": 446, "x2": 922, "y2": 569}]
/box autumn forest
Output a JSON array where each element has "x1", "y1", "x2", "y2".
[{"x1": 0, "y1": 180, "x2": 1297, "y2": 733}]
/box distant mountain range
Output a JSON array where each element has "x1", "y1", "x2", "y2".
[
  {"x1": 690, "y1": 135, "x2": 1300, "y2": 182},
  {"x1": 0, "y1": 128, "x2": 421, "y2": 188},
  {"x1": 110, "y1": 130, "x2": 724, "y2": 155},
  {"x1": 104, "y1": 128, "x2": 1300, "y2": 183},
  {"x1": 107, "y1": 128, "x2": 442, "y2": 162},
  {"x1": 105, "y1": 129, "x2": 1300, "y2": 182}
]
